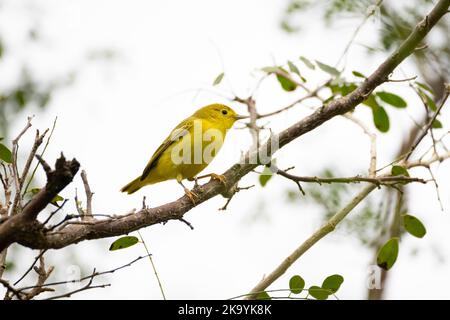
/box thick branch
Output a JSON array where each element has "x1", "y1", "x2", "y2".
[{"x1": 0, "y1": 154, "x2": 80, "y2": 251}]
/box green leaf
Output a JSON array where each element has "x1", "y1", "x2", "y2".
[
  {"x1": 376, "y1": 92, "x2": 407, "y2": 108},
  {"x1": 276, "y1": 73, "x2": 297, "y2": 92},
  {"x1": 289, "y1": 275, "x2": 305, "y2": 294},
  {"x1": 328, "y1": 83, "x2": 340, "y2": 95},
  {"x1": 109, "y1": 236, "x2": 139, "y2": 251},
  {"x1": 299, "y1": 56, "x2": 315, "y2": 69},
  {"x1": 261, "y1": 66, "x2": 298, "y2": 91},
  {"x1": 391, "y1": 165, "x2": 409, "y2": 177},
  {"x1": 376, "y1": 237, "x2": 399, "y2": 270},
  {"x1": 363, "y1": 94, "x2": 380, "y2": 108},
  {"x1": 308, "y1": 286, "x2": 329, "y2": 300},
  {"x1": 255, "y1": 291, "x2": 271, "y2": 300},
  {"x1": 51, "y1": 194, "x2": 64, "y2": 205},
  {"x1": 432, "y1": 119, "x2": 443, "y2": 129},
  {"x1": 416, "y1": 82, "x2": 433, "y2": 94},
  {"x1": 424, "y1": 94, "x2": 437, "y2": 111},
  {"x1": 403, "y1": 214, "x2": 426, "y2": 238},
  {"x1": 340, "y1": 83, "x2": 357, "y2": 96},
  {"x1": 274, "y1": 67, "x2": 297, "y2": 91},
  {"x1": 261, "y1": 66, "x2": 280, "y2": 73},
  {"x1": 212, "y1": 72, "x2": 224, "y2": 86},
  {"x1": 30, "y1": 188, "x2": 41, "y2": 194},
  {"x1": 352, "y1": 70, "x2": 365, "y2": 78},
  {"x1": 371, "y1": 105, "x2": 390, "y2": 133},
  {"x1": 280, "y1": 20, "x2": 298, "y2": 33},
  {"x1": 315, "y1": 60, "x2": 340, "y2": 77},
  {"x1": 259, "y1": 166, "x2": 273, "y2": 187},
  {"x1": 362, "y1": 94, "x2": 379, "y2": 109},
  {"x1": 14, "y1": 89, "x2": 26, "y2": 107},
  {"x1": 287, "y1": 60, "x2": 300, "y2": 77},
  {"x1": 0, "y1": 143, "x2": 12, "y2": 163},
  {"x1": 322, "y1": 274, "x2": 344, "y2": 294},
  {"x1": 418, "y1": 90, "x2": 437, "y2": 111}
]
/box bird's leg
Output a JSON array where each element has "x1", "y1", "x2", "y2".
[
  {"x1": 195, "y1": 173, "x2": 227, "y2": 186},
  {"x1": 187, "y1": 176, "x2": 200, "y2": 188},
  {"x1": 178, "y1": 180, "x2": 197, "y2": 204}
]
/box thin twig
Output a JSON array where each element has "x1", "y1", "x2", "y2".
[
  {"x1": 14, "y1": 249, "x2": 47, "y2": 286},
  {"x1": 405, "y1": 91, "x2": 449, "y2": 161},
  {"x1": 19, "y1": 255, "x2": 150, "y2": 292},
  {"x1": 80, "y1": 170, "x2": 94, "y2": 220},
  {"x1": 178, "y1": 218, "x2": 194, "y2": 230},
  {"x1": 387, "y1": 75, "x2": 417, "y2": 82},
  {"x1": 24, "y1": 255, "x2": 55, "y2": 299},
  {"x1": 9, "y1": 116, "x2": 34, "y2": 215},
  {"x1": 343, "y1": 113, "x2": 377, "y2": 177},
  {"x1": 274, "y1": 167, "x2": 425, "y2": 186},
  {"x1": 426, "y1": 166, "x2": 444, "y2": 211},
  {"x1": 42, "y1": 200, "x2": 68, "y2": 226},
  {"x1": 23, "y1": 117, "x2": 58, "y2": 197},
  {"x1": 257, "y1": 80, "x2": 330, "y2": 119},
  {"x1": 335, "y1": 0, "x2": 384, "y2": 67},
  {"x1": 137, "y1": 231, "x2": 166, "y2": 300}
]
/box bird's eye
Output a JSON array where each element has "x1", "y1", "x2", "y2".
[{"x1": 221, "y1": 109, "x2": 228, "y2": 115}]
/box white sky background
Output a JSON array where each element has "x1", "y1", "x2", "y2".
[{"x1": 2, "y1": 0, "x2": 450, "y2": 299}]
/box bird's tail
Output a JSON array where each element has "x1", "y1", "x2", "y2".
[{"x1": 120, "y1": 177, "x2": 143, "y2": 194}]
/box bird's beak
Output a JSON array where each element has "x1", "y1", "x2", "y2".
[{"x1": 234, "y1": 114, "x2": 248, "y2": 120}]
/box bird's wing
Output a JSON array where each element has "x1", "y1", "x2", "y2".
[{"x1": 140, "y1": 119, "x2": 193, "y2": 181}]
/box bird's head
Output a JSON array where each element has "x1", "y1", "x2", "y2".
[{"x1": 193, "y1": 104, "x2": 246, "y2": 129}]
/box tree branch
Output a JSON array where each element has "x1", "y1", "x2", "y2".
[
  {"x1": 0, "y1": 0, "x2": 448, "y2": 252},
  {"x1": 244, "y1": 184, "x2": 377, "y2": 299},
  {"x1": 0, "y1": 154, "x2": 80, "y2": 251}
]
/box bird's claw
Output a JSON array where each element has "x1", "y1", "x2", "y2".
[
  {"x1": 210, "y1": 173, "x2": 226, "y2": 185},
  {"x1": 184, "y1": 188, "x2": 198, "y2": 204}
]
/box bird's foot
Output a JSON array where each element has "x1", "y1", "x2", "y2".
[
  {"x1": 183, "y1": 187, "x2": 198, "y2": 204},
  {"x1": 195, "y1": 173, "x2": 227, "y2": 186},
  {"x1": 209, "y1": 173, "x2": 226, "y2": 185}
]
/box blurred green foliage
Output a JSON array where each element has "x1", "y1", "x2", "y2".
[{"x1": 281, "y1": 0, "x2": 449, "y2": 97}]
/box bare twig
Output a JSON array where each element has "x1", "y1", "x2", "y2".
[
  {"x1": 44, "y1": 281, "x2": 109, "y2": 300},
  {"x1": 387, "y1": 75, "x2": 418, "y2": 82},
  {"x1": 178, "y1": 218, "x2": 194, "y2": 230},
  {"x1": 0, "y1": 249, "x2": 7, "y2": 280},
  {"x1": 257, "y1": 81, "x2": 330, "y2": 119},
  {"x1": 219, "y1": 184, "x2": 255, "y2": 210},
  {"x1": 23, "y1": 117, "x2": 58, "y2": 197},
  {"x1": 343, "y1": 114, "x2": 377, "y2": 177},
  {"x1": 137, "y1": 231, "x2": 166, "y2": 300},
  {"x1": 10, "y1": 116, "x2": 34, "y2": 216},
  {"x1": 24, "y1": 255, "x2": 55, "y2": 299},
  {"x1": 20, "y1": 254, "x2": 150, "y2": 292},
  {"x1": 335, "y1": 0, "x2": 384, "y2": 67},
  {"x1": 405, "y1": 91, "x2": 449, "y2": 161},
  {"x1": 1, "y1": 278, "x2": 24, "y2": 300},
  {"x1": 273, "y1": 166, "x2": 425, "y2": 186},
  {"x1": 80, "y1": 170, "x2": 94, "y2": 220},
  {"x1": 426, "y1": 166, "x2": 444, "y2": 211},
  {"x1": 234, "y1": 97, "x2": 260, "y2": 146},
  {"x1": 14, "y1": 249, "x2": 47, "y2": 286}
]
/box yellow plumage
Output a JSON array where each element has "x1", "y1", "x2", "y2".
[{"x1": 121, "y1": 104, "x2": 242, "y2": 195}]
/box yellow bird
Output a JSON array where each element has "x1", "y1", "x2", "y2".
[{"x1": 121, "y1": 104, "x2": 244, "y2": 202}]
